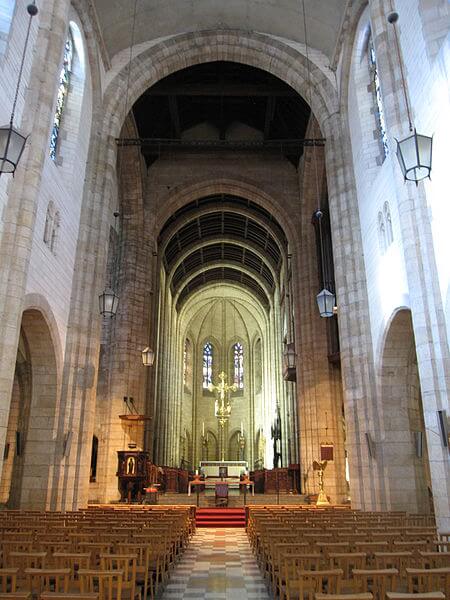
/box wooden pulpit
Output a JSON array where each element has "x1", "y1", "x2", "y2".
[{"x1": 117, "y1": 450, "x2": 149, "y2": 503}]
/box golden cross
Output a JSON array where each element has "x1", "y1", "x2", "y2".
[
  {"x1": 209, "y1": 371, "x2": 238, "y2": 461},
  {"x1": 208, "y1": 371, "x2": 237, "y2": 400}
]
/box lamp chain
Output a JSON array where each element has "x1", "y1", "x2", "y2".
[
  {"x1": 388, "y1": 8, "x2": 413, "y2": 132},
  {"x1": 10, "y1": 2, "x2": 38, "y2": 126},
  {"x1": 301, "y1": 0, "x2": 321, "y2": 213},
  {"x1": 317, "y1": 210, "x2": 326, "y2": 288}
]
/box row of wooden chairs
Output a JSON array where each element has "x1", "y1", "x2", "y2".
[
  {"x1": 0, "y1": 506, "x2": 194, "y2": 599},
  {"x1": 247, "y1": 507, "x2": 449, "y2": 600}
]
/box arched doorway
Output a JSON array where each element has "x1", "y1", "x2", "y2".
[
  {"x1": 380, "y1": 309, "x2": 431, "y2": 514},
  {"x1": 0, "y1": 309, "x2": 58, "y2": 509},
  {"x1": 88, "y1": 43, "x2": 354, "y2": 504}
]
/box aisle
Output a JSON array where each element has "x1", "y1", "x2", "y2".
[{"x1": 161, "y1": 528, "x2": 272, "y2": 599}]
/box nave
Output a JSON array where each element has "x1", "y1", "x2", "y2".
[
  {"x1": 161, "y1": 528, "x2": 269, "y2": 600},
  {"x1": 1, "y1": 505, "x2": 449, "y2": 600}
]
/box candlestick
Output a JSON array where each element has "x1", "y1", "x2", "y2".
[
  {"x1": 240, "y1": 421, "x2": 243, "y2": 435},
  {"x1": 202, "y1": 421, "x2": 205, "y2": 436}
]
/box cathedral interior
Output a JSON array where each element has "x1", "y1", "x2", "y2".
[{"x1": 0, "y1": 0, "x2": 449, "y2": 596}]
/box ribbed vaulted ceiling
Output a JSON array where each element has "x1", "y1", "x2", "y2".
[{"x1": 159, "y1": 194, "x2": 287, "y2": 311}]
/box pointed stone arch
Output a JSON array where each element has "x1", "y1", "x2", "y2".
[
  {"x1": 379, "y1": 308, "x2": 431, "y2": 514},
  {"x1": 1, "y1": 305, "x2": 60, "y2": 510}
]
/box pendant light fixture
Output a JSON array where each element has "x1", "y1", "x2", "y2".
[
  {"x1": 388, "y1": 11, "x2": 432, "y2": 183},
  {"x1": 99, "y1": 211, "x2": 120, "y2": 317},
  {"x1": 99, "y1": 0, "x2": 139, "y2": 317},
  {"x1": 0, "y1": 3, "x2": 38, "y2": 175},
  {"x1": 300, "y1": 0, "x2": 336, "y2": 317},
  {"x1": 314, "y1": 208, "x2": 336, "y2": 318},
  {"x1": 141, "y1": 347, "x2": 155, "y2": 367}
]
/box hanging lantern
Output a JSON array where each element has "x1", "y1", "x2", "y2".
[
  {"x1": 316, "y1": 288, "x2": 335, "y2": 318},
  {"x1": 387, "y1": 13, "x2": 433, "y2": 184},
  {"x1": 99, "y1": 288, "x2": 119, "y2": 317},
  {"x1": 0, "y1": 3, "x2": 38, "y2": 175},
  {"x1": 395, "y1": 130, "x2": 433, "y2": 183},
  {"x1": 141, "y1": 346, "x2": 155, "y2": 366},
  {"x1": 283, "y1": 342, "x2": 296, "y2": 382},
  {"x1": 0, "y1": 125, "x2": 27, "y2": 174}
]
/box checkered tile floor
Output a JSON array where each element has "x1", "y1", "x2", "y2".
[{"x1": 161, "y1": 528, "x2": 272, "y2": 599}]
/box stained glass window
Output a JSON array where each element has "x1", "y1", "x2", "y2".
[
  {"x1": 233, "y1": 342, "x2": 244, "y2": 389},
  {"x1": 368, "y1": 35, "x2": 389, "y2": 158},
  {"x1": 203, "y1": 342, "x2": 213, "y2": 389},
  {"x1": 50, "y1": 30, "x2": 74, "y2": 160},
  {"x1": 0, "y1": 1, "x2": 15, "y2": 56}
]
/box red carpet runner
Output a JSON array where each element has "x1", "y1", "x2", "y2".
[{"x1": 195, "y1": 507, "x2": 246, "y2": 528}]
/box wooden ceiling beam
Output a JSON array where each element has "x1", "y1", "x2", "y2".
[{"x1": 144, "y1": 83, "x2": 297, "y2": 97}]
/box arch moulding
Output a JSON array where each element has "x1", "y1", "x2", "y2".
[
  {"x1": 65, "y1": 27, "x2": 375, "y2": 512},
  {"x1": 154, "y1": 177, "x2": 295, "y2": 252}
]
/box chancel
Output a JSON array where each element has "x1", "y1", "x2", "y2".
[{"x1": 0, "y1": 0, "x2": 449, "y2": 598}]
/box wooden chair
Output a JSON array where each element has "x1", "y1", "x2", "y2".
[
  {"x1": 354, "y1": 544, "x2": 389, "y2": 566},
  {"x1": 52, "y1": 554, "x2": 91, "y2": 592},
  {"x1": 8, "y1": 553, "x2": 47, "y2": 571},
  {"x1": 405, "y1": 567, "x2": 450, "y2": 598},
  {"x1": 78, "y1": 569, "x2": 123, "y2": 600},
  {"x1": 274, "y1": 547, "x2": 321, "y2": 595},
  {"x1": 392, "y1": 541, "x2": 427, "y2": 557},
  {"x1": 418, "y1": 551, "x2": 450, "y2": 569},
  {"x1": 0, "y1": 569, "x2": 19, "y2": 593},
  {"x1": 279, "y1": 554, "x2": 324, "y2": 599},
  {"x1": 24, "y1": 569, "x2": 70, "y2": 596},
  {"x1": 329, "y1": 553, "x2": 367, "y2": 591},
  {"x1": 317, "y1": 543, "x2": 351, "y2": 559},
  {"x1": 0, "y1": 543, "x2": 34, "y2": 566},
  {"x1": 37, "y1": 543, "x2": 73, "y2": 558},
  {"x1": 78, "y1": 545, "x2": 112, "y2": 569},
  {"x1": 284, "y1": 568, "x2": 343, "y2": 600},
  {"x1": 385, "y1": 593, "x2": 445, "y2": 600},
  {"x1": 315, "y1": 594, "x2": 373, "y2": 600},
  {"x1": 40, "y1": 594, "x2": 98, "y2": 600},
  {"x1": 115, "y1": 544, "x2": 151, "y2": 600},
  {"x1": 373, "y1": 552, "x2": 414, "y2": 578},
  {"x1": 100, "y1": 555, "x2": 138, "y2": 600},
  {"x1": 352, "y1": 568, "x2": 398, "y2": 600}
]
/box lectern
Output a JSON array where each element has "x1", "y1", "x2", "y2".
[{"x1": 117, "y1": 450, "x2": 149, "y2": 503}]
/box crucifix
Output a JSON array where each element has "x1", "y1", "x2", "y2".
[{"x1": 209, "y1": 371, "x2": 237, "y2": 461}]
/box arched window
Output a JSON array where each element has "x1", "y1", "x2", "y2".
[
  {"x1": 50, "y1": 29, "x2": 74, "y2": 160},
  {"x1": 202, "y1": 342, "x2": 213, "y2": 389},
  {"x1": 0, "y1": 1, "x2": 15, "y2": 56},
  {"x1": 378, "y1": 211, "x2": 387, "y2": 254},
  {"x1": 90, "y1": 435, "x2": 98, "y2": 482},
  {"x1": 254, "y1": 338, "x2": 262, "y2": 393},
  {"x1": 384, "y1": 201, "x2": 394, "y2": 246},
  {"x1": 233, "y1": 342, "x2": 244, "y2": 389},
  {"x1": 368, "y1": 34, "x2": 389, "y2": 158},
  {"x1": 183, "y1": 338, "x2": 192, "y2": 389},
  {"x1": 43, "y1": 201, "x2": 60, "y2": 254}
]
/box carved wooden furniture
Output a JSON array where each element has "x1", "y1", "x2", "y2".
[{"x1": 116, "y1": 451, "x2": 149, "y2": 503}]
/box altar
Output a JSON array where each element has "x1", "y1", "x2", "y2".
[{"x1": 199, "y1": 460, "x2": 247, "y2": 478}]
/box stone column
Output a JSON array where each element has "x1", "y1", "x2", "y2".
[
  {"x1": 99, "y1": 143, "x2": 153, "y2": 503},
  {"x1": 0, "y1": 0, "x2": 70, "y2": 483},
  {"x1": 322, "y1": 111, "x2": 387, "y2": 510},
  {"x1": 294, "y1": 125, "x2": 347, "y2": 504},
  {"x1": 370, "y1": 0, "x2": 450, "y2": 530}
]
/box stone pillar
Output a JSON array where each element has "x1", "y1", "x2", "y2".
[
  {"x1": 99, "y1": 143, "x2": 153, "y2": 503},
  {"x1": 294, "y1": 124, "x2": 347, "y2": 504},
  {"x1": 322, "y1": 111, "x2": 386, "y2": 510},
  {"x1": 0, "y1": 0, "x2": 70, "y2": 484},
  {"x1": 370, "y1": 0, "x2": 450, "y2": 531}
]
